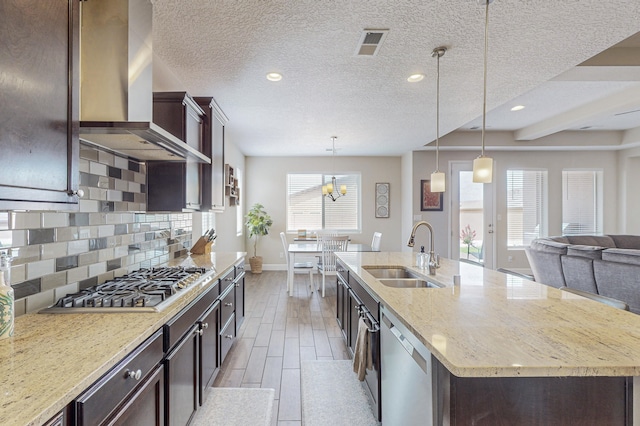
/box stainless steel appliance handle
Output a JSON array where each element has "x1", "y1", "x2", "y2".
[
  {"x1": 383, "y1": 315, "x2": 428, "y2": 374},
  {"x1": 360, "y1": 307, "x2": 380, "y2": 333}
]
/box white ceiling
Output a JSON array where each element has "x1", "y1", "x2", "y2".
[{"x1": 151, "y1": 0, "x2": 640, "y2": 157}]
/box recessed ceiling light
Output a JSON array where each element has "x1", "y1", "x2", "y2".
[
  {"x1": 266, "y1": 72, "x2": 282, "y2": 82},
  {"x1": 407, "y1": 73, "x2": 424, "y2": 83},
  {"x1": 511, "y1": 105, "x2": 525, "y2": 111}
]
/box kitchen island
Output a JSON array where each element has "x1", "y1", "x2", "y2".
[
  {"x1": 337, "y1": 251, "x2": 640, "y2": 425},
  {"x1": 0, "y1": 251, "x2": 245, "y2": 426}
]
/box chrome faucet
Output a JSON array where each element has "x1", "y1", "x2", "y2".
[{"x1": 407, "y1": 221, "x2": 439, "y2": 275}]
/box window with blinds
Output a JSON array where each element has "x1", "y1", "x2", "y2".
[
  {"x1": 562, "y1": 170, "x2": 603, "y2": 235},
  {"x1": 507, "y1": 170, "x2": 547, "y2": 247},
  {"x1": 287, "y1": 173, "x2": 361, "y2": 232}
]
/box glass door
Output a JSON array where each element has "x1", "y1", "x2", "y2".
[{"x1": 450, "y1": 161, "x2": 495, "y2": 268}]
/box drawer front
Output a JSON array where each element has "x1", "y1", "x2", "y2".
[
  {"x1": 234, "y1": 271, "x2": 245, "y2": 331},
  {"x1": 234, "y1": 260, "x2": 246, "y2": 278},
  {"x1": 220, "y1": 283, "x2": 235, "y2": 328},
  {"x1": 75, "y1": 329, "x2": 163, "y2": 426},
  {"x1": 219, "y1": 267, "x2": 235, "y2": 294},
  {"x1": 220, "y1": 312, "x2": 236, "y2": 363},
  {"x1": 107, "y1": 364, "x2": 165, "y2": 426}
]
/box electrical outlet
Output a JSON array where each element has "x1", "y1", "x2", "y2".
[
  {"x1": 508, "y1": 256, "x2": 513, "y2": 262},
  {"x1": 280, "y1": 252, "x2": 284, "y2": 258}
]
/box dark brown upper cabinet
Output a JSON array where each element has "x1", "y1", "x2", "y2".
[
  {"x1": 147, "y1": 92, "x2": 206, "y2": 212},
  {"x1": 195, "y1": 97, "x2": 229, "y2": 212},
  {"x1": 0, "y1": 0, "x2": 80, "y2": 210}
]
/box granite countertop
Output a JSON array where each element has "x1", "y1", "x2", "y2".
[
  {"x1": 0, "y1": 252, "x2": 245, "y2": 426},
  {"x1": 337, "y1": 251, "x2": 640, "y2": 378}
]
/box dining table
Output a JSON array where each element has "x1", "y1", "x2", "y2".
[{"x1": 287, "y1": 242, "x2": 376, "y2": 294}]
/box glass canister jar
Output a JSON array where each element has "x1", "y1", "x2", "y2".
[{"x1": 0, "y1": 252, "x2": 14, "y2": 339}]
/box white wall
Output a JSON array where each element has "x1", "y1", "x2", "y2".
[
  {"x1": 244, "y1": 156, "x2": 403, "y2": 267},
  {"x1": 401, "y1": 151, "x2": 415, "y2": 253},
  {"x1": 618, "y1": 147, "x2": 640, "y2": 234},
  {"x1": 413, "y1": 132, "x2": 620, "y2": 270},
  {"x1": 212, "y1": 135, "x2": 246, "y2": 254}
]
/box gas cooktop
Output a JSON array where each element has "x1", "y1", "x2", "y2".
[{"x1": 41, "y1": 266, "x2": 214, "y2": 313}]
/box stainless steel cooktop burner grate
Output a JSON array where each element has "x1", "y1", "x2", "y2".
[{"x1": 42, "y1": 266, "x2": 211, "y2": 313}]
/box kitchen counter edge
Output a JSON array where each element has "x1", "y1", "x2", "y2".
[{"x1": 0, "y1": 251, "x2": 246, "y2": 426}]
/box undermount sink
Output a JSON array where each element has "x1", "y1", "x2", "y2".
[
  {"x1": 362, "y1": 266, "x2": 417, "y2": 279},
  {"x1": 377, "y1": 278, "x2": 444, "y2": 289},
  {"x1": 362, "y1": 266, "x2": 444, "y2": 289}
]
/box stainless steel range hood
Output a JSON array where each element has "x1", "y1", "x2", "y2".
[{"x1": 79, "y1": 0, "x2": 210, "y2": 163}]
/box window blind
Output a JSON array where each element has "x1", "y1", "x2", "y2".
[
  {"x1": 287, "y1": 173, "x2": 360, "y2": 232},
  {"x1": 562, "y1": 170, "x2": 602, "y2": 235},
  {"x1": 507, "y1": 170, "x2": 547, "y2": 247}
]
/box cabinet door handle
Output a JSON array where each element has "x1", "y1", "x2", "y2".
[
  {"x1": 225, "y1": 334, "x2": 233, "y2": 339},
  {"x1": 224, "y1": 302, "x2": 233, "y2": 307},
  {"x1": 195, "y1": 328, "x2": 203, "y2": 336},
  {"x1": 225, "y1": 277, "x2": 233, "y2": 282},
  {"x1": 202, "y1": 322, "x2": 209, "y2": 329},
  {"x1": 125, "y1": 369, "x2": 142, "y2": 381}
]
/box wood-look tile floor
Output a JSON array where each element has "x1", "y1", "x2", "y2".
[{"x1": 213, "y1": 270, "x2": 349, "y2": 425}]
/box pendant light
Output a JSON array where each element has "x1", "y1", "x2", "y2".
[
  {"x1": 472, "y1": 0, "x2": 494, "y2": 183},
  {"x1": 322, "y1": 136, "x2": 347, "y2": 201},
  {"x1": 430, "y1": 46, "x2": 447, "y2": 193}
]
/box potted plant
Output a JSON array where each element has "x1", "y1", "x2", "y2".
[{"x1": 245, "y1": 203, "x2": 273, "y2": 273}]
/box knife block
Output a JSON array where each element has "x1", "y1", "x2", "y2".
[{"x1": 190, "y1": 237, "x2": 213, "y2": 255}]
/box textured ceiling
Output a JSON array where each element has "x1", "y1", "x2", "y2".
[{"x1": 151, "y1": 0, "x2": 640, "y2": 156}]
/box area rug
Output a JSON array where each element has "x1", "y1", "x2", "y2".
[
  {"x1": 191, "y1": 387, "x2": 275, "y2": 426},
  {"x1": 301, "y1": 360, "x2": 379, "y2": 426}
]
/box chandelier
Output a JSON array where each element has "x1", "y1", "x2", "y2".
[{"x1": 322, "y1": 136, "x2": 347, "y2": 201}]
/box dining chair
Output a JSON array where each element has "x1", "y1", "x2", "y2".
[
  {"x1": 280, "y1": 232, "x2": 315, "y2": 292},
  {"x1": 371, "y1": 232, "x2": 382, "y2": 251},
  {"x1": 316, "y1": 235, "x2": 349, "y2": 297}
]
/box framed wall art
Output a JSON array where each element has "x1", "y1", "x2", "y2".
[
  {"x1": 375, "y1": 182, "x2": 390, "y2": 218},
  {"x1": 420, "y1": 179, "x2": 443, "y2": 211}
]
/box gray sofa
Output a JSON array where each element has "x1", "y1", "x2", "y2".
[{"x1": 525, "y1": 235, "x2": 640, "y2": 313}]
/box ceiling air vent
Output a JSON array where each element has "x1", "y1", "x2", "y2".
[
  {"x1": 614, "y1": 108, "x2": 640, "y2": 116},
  {"x1": 355, "y1": 29, "x2": 389, "y2": 56}
]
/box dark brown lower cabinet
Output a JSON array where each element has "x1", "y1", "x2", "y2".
[
  {"x1": 220, "y1": 312, "x2": 236, "y2": 363},
  {"x1": 234, "y1": 267, "x2": 245, "y2": 333},
  {"x1": 336, "y1": 260, "x2": 381, "y2": 422},
  {"x1": 336, "y1": 272, "x2": 348, "y2": 339},
  {"x1": 347, "y1": 288, "x2": 360, "y2": 354},
  {"x1": 199, "y1": 300, "x2": 220, "y2": 405},
  {"x1": 165, "y1": 324, "x2": 199, "y2": 426},
  {"x1": 434, "y1": 362, "x2": 631, "y2": 425},
  {"x1": 72, "y1": 265, "x2": 244, "y2": 426},
  {"x1": 108, "y1": 365, "x2": 165, "y2": 426}
]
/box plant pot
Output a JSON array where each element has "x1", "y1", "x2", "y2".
[{"x1": 249, "y1": 256, "x2": 263, "y2": 273}]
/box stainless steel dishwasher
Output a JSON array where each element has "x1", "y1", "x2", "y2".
[{"x1": 380, "y1": 306, "x2": 434, "y2": 425}]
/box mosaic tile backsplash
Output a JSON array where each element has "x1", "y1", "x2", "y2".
[{"x1": 0, "y1": 144, "x2": 195, "y2": 316}]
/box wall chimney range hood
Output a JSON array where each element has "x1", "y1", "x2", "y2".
[{"x1": 79, "y1": 0, "x2": 210, "y2": 163}]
